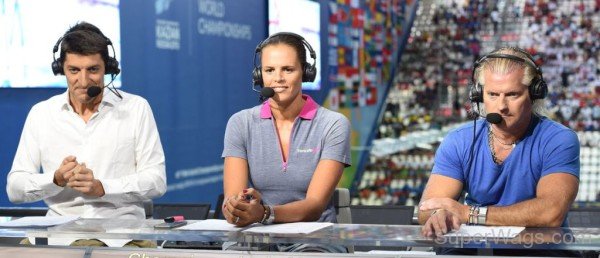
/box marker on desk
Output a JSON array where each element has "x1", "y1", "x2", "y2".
[{"x1": 164, "y1": 215, "x2": 185, "y2": 223}]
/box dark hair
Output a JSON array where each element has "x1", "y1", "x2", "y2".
[
  {"x1": 59, "y1": 22, "x2": 110, "y2": 67},
  {"x1": 259, "y1": 33, "x2": 308, "y2": 70}
]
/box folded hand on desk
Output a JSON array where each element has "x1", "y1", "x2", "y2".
[
  {"x1": 420, "y1": 198, "x2": 468, "y2": 238},
  {"x1": 420, "y1": 197, "x2": 469, "y2": 221},
  {"x1": 420, "y1": 208, "x2": 461, "y2": 238},
  {"x1": 223, "y1": 188, "x2": 265, "y2": 227}
]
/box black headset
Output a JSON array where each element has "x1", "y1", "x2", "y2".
[
  {"x1": 468, "y1": 47, "x2": 547, "y2": 103},
  {"x1": 252, "y1": 32, "x2": 317, "y2": 87},
  {"x1": 51, "y1": 29, "x2": 120, "y2": 76}
]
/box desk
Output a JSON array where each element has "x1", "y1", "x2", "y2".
[
  {"x1": 0, "y1": 246, "x2": 403, "y2": 258},
  {"x1": 0, "y1": 219, "x2": 593, "y2": 252}
]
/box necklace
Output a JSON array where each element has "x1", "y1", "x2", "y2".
[
  {"x1": 489, "y1": 128, "x2": 517, "y2": 149},
  {"x1": 494, "y1": 136, "x2": 515, "y2": 150},
  {"x1": 487, "y1": 126, "x2": 516, "y2": 164},
  {"x1": 488, "y1": 129, "x2": 502, "y2": 164}
]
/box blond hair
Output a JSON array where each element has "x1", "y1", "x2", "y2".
[{"x1": 474, "y1": 47, "x2": 549, "y2": 117}]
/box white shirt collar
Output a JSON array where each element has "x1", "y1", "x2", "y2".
[{"x1": 59, "y1": 89, "x2": 121, "y2": 112}]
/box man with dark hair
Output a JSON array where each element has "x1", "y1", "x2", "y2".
[{"x1": 6, "y1": 22, "x2": 166, "y2": 247}]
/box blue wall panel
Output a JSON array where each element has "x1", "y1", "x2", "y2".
[{"x1": 121, "y1": 0, "x2": 267, "y2": 206}]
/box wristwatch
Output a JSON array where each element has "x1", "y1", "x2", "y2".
[
  {"x1": 264, "y1": 205, "x2": 275, "y2": 224},
  {"x1": 477, "y1": 206, "x2": 488, "y2": 225}
]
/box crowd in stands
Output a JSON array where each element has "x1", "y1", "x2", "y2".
[
  {"x1": 520, "y1": 0, "x2": 600, "y2": 133},
  {"x1": 354, "y1": 0, "x2": 492, "y2": 205}
]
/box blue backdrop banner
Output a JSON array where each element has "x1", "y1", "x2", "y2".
[{"x1": 121, "y1": 0, "x2": 267, "y2": 206}]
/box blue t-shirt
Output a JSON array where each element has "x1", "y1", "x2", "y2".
[{"x1": 432, "y1": 116, "x2": 579, "y2": 221}]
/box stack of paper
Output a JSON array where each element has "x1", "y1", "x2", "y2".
[
  {"x1": 243, "y1": 222, "x2": 333, "y2": 234},
  {"x1": 177, "y1": 220, "x2": 333, "y2": 235},
  {"x1": 0, "y1": 216, "x2": 79, "y2": 227},
  {"x1": 444, "y1": 225, "x2": 525, "y2": 238},
  {"x1": 178, "y1": 219, "x2": 244, "y2": 231}
]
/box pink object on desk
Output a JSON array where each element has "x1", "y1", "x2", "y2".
[{"x1": 164, "y1": 215, "x2": 185, "y2": 223}]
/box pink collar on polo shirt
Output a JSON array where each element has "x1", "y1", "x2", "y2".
[{"x1": 260, "y1": 94, "x2": 318, "y2": 120}]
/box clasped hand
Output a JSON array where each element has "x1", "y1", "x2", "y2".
[
  {"x1": 53, "y1": 156, "x2": 105, "y2": 197},
  {"x1": 223, "y1": 188, "x2": 265, "y2": 227}
]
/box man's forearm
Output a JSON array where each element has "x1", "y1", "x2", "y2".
[
  {"x1": 487, "y1": 197, "x2": 568, "y2": 227},
  {"x1": 7, "y1": 172, "x2": 62, "y2": 203}
]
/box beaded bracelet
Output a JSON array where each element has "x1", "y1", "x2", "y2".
[
  {"x1": 468, "y1": 205, "x2": 480, "y2": 225},
  {"x1": 260, "y1": 204, "x2": 269, "y2": 224}
]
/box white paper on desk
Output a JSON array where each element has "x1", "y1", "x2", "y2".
[
  {"x1": 243, "y1": 222, "x2": 333, "y2": 234},
  {"x1": 444, "y1": 225, "x2": 525, "y2": 238},
  {"x1": 178, "y1": 219, "x2": 243, "y2": 231},
  {"x1": 0, "y1": 216, "x2": 79, "y2": 227}
]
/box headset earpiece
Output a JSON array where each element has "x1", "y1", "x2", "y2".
[
  {"x1": 105, "y1": 55, "x2": 120, "y2": 76},
  {"x1": 51, "y1": 57, "x2": 63, "y2": 76},
  {"x1": 527, "y1": 74, "x2": 547, "y2": 100},
  {"x1": 51, "y1": 36, "x2": 65, "y2": 75},
  {"x1": 468, "y1": 81, "x2": 484, "y2": 103},
  {"x1": 252, "y1": 65, "x2": 262, "y2": 86},
  {"x1": 302, "y1": 61, "x2": 317, "y2": 83}
]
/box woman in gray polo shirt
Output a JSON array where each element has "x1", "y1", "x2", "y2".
[{"x1": 221, "y1": 32, "x2": 351, "y2": 252}]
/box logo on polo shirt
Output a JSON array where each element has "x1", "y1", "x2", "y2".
[{"x1": 296, "y1": 147, "x2": 320, "y2": 153}]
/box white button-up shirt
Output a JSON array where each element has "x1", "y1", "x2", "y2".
[{"x1": 7, "y1": 90, "x2": 166, "y2": 246}]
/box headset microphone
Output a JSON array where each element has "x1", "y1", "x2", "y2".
[
  {"x1": 486, "y1": 113, "x2": 503, "y2": 124},
  {"x1": 87, "y1": 86, "x2": 103, "y2": 98},
  {"x1": 260, "y1": 87, "x2": 275, "y2": 98},
  {"x1": 86, "y1": 74, "x2": 122, "y2": 99},
  {"x1": 251, "y1": 85, "x2": 275, "y2": 101}
]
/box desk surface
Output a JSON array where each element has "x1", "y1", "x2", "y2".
[{"x1": 1, "y1": 219, "x2": 600, "y2": 251}]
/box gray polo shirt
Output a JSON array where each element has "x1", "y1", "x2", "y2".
[{"x1": 222, "y1": 95, "x2": 351, "y2": 222}]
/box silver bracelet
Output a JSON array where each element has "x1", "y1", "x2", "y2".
[
  {"x1": 264, "y1": 205, "x2": 275, "y2": 225},
  {"x1": 477, "y1": 206, "x2": 488, "y2": 225},
  {"x1": 468, "y1": 205, "x2": 477, "y2": 225}
]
